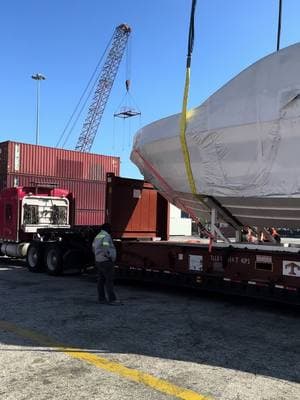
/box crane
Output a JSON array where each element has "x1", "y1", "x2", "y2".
[{"x1": 75, "y1": 23, "x2": 131, "y2": 152}]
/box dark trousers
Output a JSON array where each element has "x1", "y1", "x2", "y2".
[{"x1": 96, "y1": 260, "x2": 116, "y2": 302}]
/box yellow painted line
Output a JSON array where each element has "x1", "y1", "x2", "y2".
[{"x1": 0, "y1": 320, "x2": 212, "y2": 400}]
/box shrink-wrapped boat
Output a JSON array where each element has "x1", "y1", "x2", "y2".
[{"x1": 131, "y1": 43, "x2": 300, "y2": 229}]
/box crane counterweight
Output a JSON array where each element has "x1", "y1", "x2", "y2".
[{"x1": 118, "y1": 23, "x2": 131, "y2": 33}]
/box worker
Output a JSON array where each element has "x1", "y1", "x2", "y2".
[
  {"x1": 246, "y1": 226, "x2": 258, "y2": 243},
  {"x1": 268, "y1": 227, "x2": 281, "y2": 244},
  {"x1": 92, "y1": 223, "x2": 121, "y2": 305},
  {"x1": 259, "y1": 230, "x2": 269, "y2": 242}
]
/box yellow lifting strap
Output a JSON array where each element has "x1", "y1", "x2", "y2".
[
  {"x1": 179, "y1": 0, "x2": 198, "y2": 197},
  {"x1": 179, "y1": 68, "x2": 197, "y2": 195},
  {"x1": 179, "y1": 0, "x2": 214, "y2": 230}
]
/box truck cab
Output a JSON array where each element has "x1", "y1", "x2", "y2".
[{"x1": 0, "y1": 186, "x2": 71, "y2": 257}]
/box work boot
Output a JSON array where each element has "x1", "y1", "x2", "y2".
[{"x1": 108, "y1": 299, "x2": 123, "y2": 306}]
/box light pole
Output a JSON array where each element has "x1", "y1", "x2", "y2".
[{"x1": 31, "y1": 73, "x2": 46, "y2": 145}]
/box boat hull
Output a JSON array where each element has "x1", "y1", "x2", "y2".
[{"x1": 131, "y1": 43, "x2": 300, "y2": 228}]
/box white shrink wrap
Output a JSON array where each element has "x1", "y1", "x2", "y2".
[{"x1": 131, "y1": 43, "x2": 300, "y2": 228}]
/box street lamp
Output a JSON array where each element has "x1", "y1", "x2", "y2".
[{"x1": 31, "y1": 73, "x2": 46, "y2": 145}]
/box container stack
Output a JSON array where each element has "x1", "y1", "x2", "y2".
[{"x1": 0, "y1": 141, "x2": 120, "y2": 225}]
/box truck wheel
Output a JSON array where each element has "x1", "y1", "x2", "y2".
[
  {"x1": 26, "y1": 243, "x2": 44, "y2": 272},
  {"x1": 45, "y1": 245, "x2": 63, "y2": 276}
]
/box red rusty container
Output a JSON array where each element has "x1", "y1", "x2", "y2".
[
  {"x1": 106, "y1": 173, "x2": 169, "y2": 240},
  {"x1": 0, "y1": 141, "x2": 120, "y2": 225}
]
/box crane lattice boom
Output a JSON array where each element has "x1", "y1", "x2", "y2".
[{"x1": 75, "y1": 24, "x2": 131, "y2": 152}]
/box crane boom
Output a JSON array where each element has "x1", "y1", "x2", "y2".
[{"x1": 75, "y1": 24, "x2": 131, "y2": 152}]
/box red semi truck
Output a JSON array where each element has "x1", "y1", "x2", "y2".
[
  {"x1": 0, "y1": 174, "x2": 168, "y2": 275},
  {"x1": 0, "y1": 173, "x2": 299, "y2": 304}
]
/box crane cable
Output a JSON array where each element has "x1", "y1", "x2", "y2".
[
  {"x1": 56, "y1": 33, "x2": 114, "y2": 148},
  {"x1": 277, "y1": 0, "x2": 282, "y2": 51},
  {"x1": 114, "y1": 34, "x2": 141, "y2": 116}
]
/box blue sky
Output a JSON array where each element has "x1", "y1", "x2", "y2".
[{"x1": 1, "y1": 0, "x2": 300, "y2": 179}]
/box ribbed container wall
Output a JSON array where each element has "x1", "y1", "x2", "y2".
[
  {"x1": 0, "y1": 142, "x2": 9, "y2": 175},
  {"x1": 0, "y1": 141, "x2": 120, "y2": 225},
  {"x1": 106, "y1": 174, "x2": 169, "y2": 239},
  {"x1": 2, "y1": 141, "x2": 119, "y2": 179}
]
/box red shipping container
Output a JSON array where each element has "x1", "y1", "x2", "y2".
[
  {"x1": 0, "y1": 141, "x2": 119, "y2": 179},
  {"x1": 0, "y1": 141, "x2": 120, "y2": 225}
]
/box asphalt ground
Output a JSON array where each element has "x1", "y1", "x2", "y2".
[{"x1": 0, "y1": 260, "x2": 299, "y2": 400}]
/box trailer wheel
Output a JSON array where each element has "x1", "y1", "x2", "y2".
[
  {"x1": 26, "y1": 243, "x2": 44, "y2": 272},
  {"x1": 45, "y1": 245, "x2": 63, "y2": 276}
]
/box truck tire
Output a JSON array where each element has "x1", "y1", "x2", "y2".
[
  {"x1": 45, "y1": 245, "x2": 63, "y2": 276},
  {"x1": 26, "y1": 243, "x2": 44, "y2": 272}
]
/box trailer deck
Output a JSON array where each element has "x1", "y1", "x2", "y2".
[{"x1": 115, "y1": 240, "x2": 300, "y2": 304}]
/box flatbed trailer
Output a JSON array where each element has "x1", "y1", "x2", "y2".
[
  {"x1": 104, "y1": 174, "x2": 299, "y2": 305},
  {"x1": 114, "y1": 240, "x2": 300, "y2": 304}
]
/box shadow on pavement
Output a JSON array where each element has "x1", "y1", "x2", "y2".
[{"x1": 0, "y1": 263, "x2": 299, "y2": 384}]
